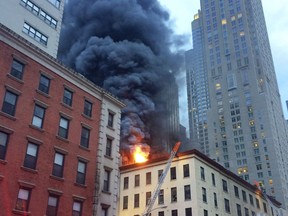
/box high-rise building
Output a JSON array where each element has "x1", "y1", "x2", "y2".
[
  {"x1": 186, "y1": 0, "x2": 288, "y2": 209},
  {"x1": 0, "y1": 0, "x2": 64, "y2": 57}
]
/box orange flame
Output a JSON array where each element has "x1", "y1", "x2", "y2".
[{"x1": 133, "y1": 145, "x2": 149, "y2": 163}]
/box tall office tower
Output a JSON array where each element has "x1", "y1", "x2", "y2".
[
  {"x1": 0, "y1": 0, "x2": 64, "y2": 57},
  {"x1": 186, "y1": 0, "x2": 288, "y2": 209},
  {"x1": 185, "y1": 12, "x2": 210, "y2": 154}
]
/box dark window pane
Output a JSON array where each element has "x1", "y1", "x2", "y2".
[
  {"x1": 84, "y1": 100, "x2": 92, "y2": 117},
  {"x1": 2, "y1": 91, "x2": 18, "y2": 116},
  {"x1": 80, "y1": 127, "x2": 90, "y2": 148},
  {"x1": 38, "y1": 75, "x2": 50, "y2": 94},
  {"x1": 63, "y1": 89, "x2": 73, "y2": 106},
  {"x1": 0, "y1": 131, "x2": 9, "y2": 160},
  {"x1": 10, "y1": 59, "x2": 24, "y2": 80}
]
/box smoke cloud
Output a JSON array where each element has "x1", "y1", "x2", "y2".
[{"x1": 58, "y1": 0, "x2": 186, "y2": 149}]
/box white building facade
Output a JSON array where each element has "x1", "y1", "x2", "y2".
[
  {"x1": 119, "y1": 150, "x2": 286, "y2": 216},
  {"x1": 0, "y1": 0, "x2": 64, "y2": 57}
]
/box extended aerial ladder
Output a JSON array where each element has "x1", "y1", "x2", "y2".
[{"x1": 142, "y1": 142, "x2": 181, "y2": 216}]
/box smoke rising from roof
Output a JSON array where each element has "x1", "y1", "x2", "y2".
[{"x1": 58, "y1": 0, "x2": 186, "y2": 149}]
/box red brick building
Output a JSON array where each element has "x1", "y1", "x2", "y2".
[{"x1": 0, "y1": 24, "x2": 125, "y2": 215}]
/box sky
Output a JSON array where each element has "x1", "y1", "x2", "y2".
[{"x1": 158, "y1": 0, "x2": 288, "y2": 128}]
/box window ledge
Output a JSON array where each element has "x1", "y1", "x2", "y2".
[
  {"x1": 74, "y1": 182, "x2": 87, "y2": 188},
  {"x1": 0, "y1": 111, "x2": 17, "y2": 120},
  {"x1": 50, "y1": 175, "x2": 64, "y2": 182},
  {"x1": 21, "y1": 166, "x2": 38, "y2": 174},
  {"x1": 60, "y1": 102, "x2": 73, "y2": 110},
  {"x1": 56, "y1": 135, "x2": 69, "y2": 143},
  {"x1": 106, "y1": 125, "x2": 115, "y2": 131},
  {"x1": 81, "y1": 113, "x2": 93, "y2": 120},
  {"x1": 29, "y1": 124, "x2": 45, "y2": 132},
  {"x1": 79, "y1": 145, "x2": 90, "y2": 152},
  {"x1": 102, "y1": 190, "x2": 111, "y2": 195},
  {"x1": 7, "y1": 74, "x2": 24, "y2": 84},
  {"x1": 36, "y1": 89, "x2": 51, "y2": 98},
  {"x1": 12, "y1": 209, "x2": 31, "y2": 215},
  {"x1": 0, "y1": 159, "x2": 8, "y2": 165},
  {"x1": 104, "y1": 155, "x2": 113, "y2": 160}
]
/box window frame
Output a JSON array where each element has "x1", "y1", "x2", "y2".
[
  {"x1": 23, "y1": 142, "x2": 39, "y2": 170},
  {"x1": 103, "y1": 169, "x2": 110, "y2": 192},
  {"x1": 15, "y1": 187, "x2": 31, "y2": 212},
  {"x1": 52, "y1": 152, "x2": 65, "y2": 178},
  {"x1": 58, "y1": 116, "x2": 69, "y2": 139},
  {"x1": 105, "y1": 137, "x2": 113, "y2": 157},
  {"x1": 2, "y1": 90, "x2": 18, "y2": 116},
  {"x1": 80, "y1": 127, "x2": 90, "y2": 148},
  {"x1": 0, "y1": 131, "x2": 9, "y2": 160},
  {"x1": 72, "y1": 200, "x2": 83, "y2": 216},
  {"x1": 170, "y1": 167, "x2": 176, "y2": 180},
  {"x1": 183, "y1": 164, "x2": 190, "y2": 178},
  {"x1": 76, "y1": 160, "x2": 87, "y2": 185},
  {"x1": 10, "y1": 59, "x2": 25, "y2": 80},
  {"x1": 63, "y1": 88, "x2": 73, "y2": 106},
  {"x1": 31, "y1": 104, "x2": 46, "y2": 128},
  {"x1": 38, "y1": 74, "x2": 50, "y2": 94},
  {"x1": 83, "y1": 100, "x2": 92, "y2": 117},
  {"x1": 46, "y1": 194, "x2": 59, "y2": 216}
]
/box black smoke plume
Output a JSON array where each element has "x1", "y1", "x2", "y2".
[{"x1": 58, "y1": 0, "x2": 185, "y2": 150}]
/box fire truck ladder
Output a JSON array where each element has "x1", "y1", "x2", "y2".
[{"x1": 142, "y1": 142, "x2": 181, "y2": 216}]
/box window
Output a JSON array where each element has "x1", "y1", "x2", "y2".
[
  {"x1": 222, "y1": 179, "x2": 228, "y2": 192},
  {"x1": 263, "y1": 202, "x2": 267, "y2": 213},
  {"x1": 242, "y1": 190, "x2": 247, "y2": 202},
  {"x1": 22, "y1": 22, "x2": 48, "y2": 45},
  {"x1": 202, "y1": 187, "x2": 207, "y2": 202},
  {"x1": 183, "y1": 164, "x2": 190, "y2": 177},
  {"x1": 47, "y1": 0, "x2": 60, "y2": 8},
  {"x1": 249, "y1": 194, "x2": 254, "y2": 206},
  {"x1": 83, "y1": 100, "x2": 92, "y2": 117},
  {"x1": 171, "y1": 209, "x2": 178, "y2": 216},
  {"x1": 52, "y1": 152, "x2": 64, "y2": 178},
  {"x1": 158, "y1": 212, "x2": 164, "y2": 216},
  {"x1": 200, "y1": 166, "x2": 205, "y2": 180},
  {"x1": 146, "y1": 192, "x2": 151, "y2": 206},
  {"x1": 2, "y1": 90, "x2": 18, "y2": 116},
  {"x1": 63, "y1": 88, "x2": 73, "y2": 106},
  {"x1": 23, "y1": 143, "x2": 39, "y2": 169},
  {"x1": 76, "y1": 161, "x2": 87, "y2": 185},
  {"x1": 105, "y1": 137, "x2": 112, "y2": 156},
  {"x1": 184, "y1": 185, "x2": 191, "y2": 200},
  {"x1": 58, "y1": 117, "x2": 69, "y2": 139},
  {"x1": 146, "y1": 172, "x2": 151, "y2": 185},
  {"x1": 0, "y1": 131, "x2": 9, "y2": 160},
  {"x1": 256, "y1": 198, "x2": 260, "y2": 209},
  {"x1": 134, "y1": 194, "x2": 139, "y2": 208},
  {"x1": 185, "y1": 208, "x2": 192, "y2": 216},
  {"x1": 158, "y1": 189, "x2": 164, "y2": 204},
  {"x1": 123, "y1": 196, "x2": 128, "y2": 209},
  {"x1": 170, "y1": 167, "x2": 176, "y2": 180},
  {"x1": 171, "y1": 187, "x2": 177, "y2": 202},
  {"x1": 227, "y1": 73, "x2": 237, "y2": 90},
  {"x1": 124, "y1": 177, "x2": 129, "y2": 189},
  {"x1": 214, "y1": 192, "x2": 218, "y2": 207},
  {"x1": 237, "y1": 204, "x2": 242, "y2": 216},
  {"x1": 80, "y1": 127, "x2": 90, "y2": 148},
  {"x1": 46, "y1": 195, "x2": 59, "y2": 216},
  {"x1": 10, "y1": 59, "x2": 25, "y2": 80},
  {"x1": 108, "y1": 112, "x2": 114, "y2": 127},
  {"x1": 204, "y1": 209, "x2": 208, "y2": 216},
  {"x1": 224, "y1": 198, "x2": 230, "y2": 213},
  {"x1": 15, "y1": 188, "x2": 31, "y2": 212},
  {"x1": 211, "y1": 173, "x2": 216, "y2": 186},
  {"x1": 135, "y1": 174, "x2": 140, "y2": 187},
  {"x1": 38, "y1": 74, "x2": 50, "y2": 94},
  {"x1": 234, "y1": 186, "x2": 239, "y2": 198},
  {"x1": 72, "y1": 200, "x2": 82, "y2": 216},
  {"x1": 158, "y1": 169, "x2": 163, "y2": 181},
  {"x1": 103, "y1": 169, "x2": 110, "y2": 192},
  {"x1": 32, "y1": 104, "x2": 46, "y2": 128},
  {"x1": 244, "y1": 208, "x2": 249, "y2": 216}
]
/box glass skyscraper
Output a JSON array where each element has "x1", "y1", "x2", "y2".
[{"x1": 186, "y1": 0, "x2": 288, "y2": 209}]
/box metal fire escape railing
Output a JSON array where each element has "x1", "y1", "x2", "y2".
[{"x1": 142, "y1": 142, "x2": 181, "y2": 216}]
